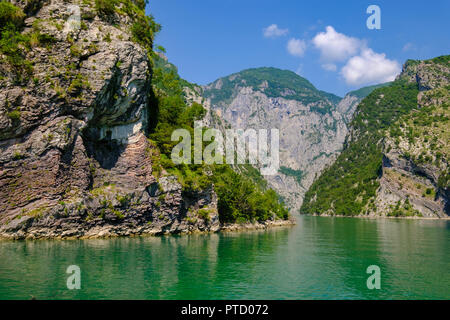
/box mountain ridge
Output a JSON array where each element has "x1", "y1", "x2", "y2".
[
  {"x1": 203, "y1": 67, "x2": 342, "y2": 110},
  {"x1": 301, "y1": 55, "x2": 449, "y2": 218},
  {"x1": 201, "y1": 67, "x2": 385, "y2": 211}
]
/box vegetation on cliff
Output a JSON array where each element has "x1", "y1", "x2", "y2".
[
  {"x1": 301, "y1": 81, "x2": 419, "y2": 216},
  {"x1": 0, "y1": 1, "x2": 56, "y2": 83},
  {"x1": 0, "y1": 0, "x2": 288, "y2": 240},
  {"x1": 387, "y1": 57, "x2": 450, "y2": 192},
  {"x1": 302, "y1": 56, "x2": 449, "y2": 217},
  {"x1": 90, "y1": 0, "x2": 290, "y2": 223},
  {"x1": 347, "y1": 82, "x2": 392, "y2": 99},
  {"x1": 94, "y1": 0, "x2": 160, "y2": 51},
  {"x1": 203, "y1": 67, "x2": 341, "y2": 108},
  {"x1": 148, "y1": 54, "x2": 289, "y2": 223}
]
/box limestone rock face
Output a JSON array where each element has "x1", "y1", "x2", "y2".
[
  {"x1": 0, "y1": 0, "x2": 219, "y2": 239},
  {"x1": 210, "y1": 89, "x2": 346, "y2": 212},
  {"x1": 201, "y1": 68, "x2": 369, "y2": 211},
  {"x1": 373, "y1": 59, "x2": 450, "y2": 218},
  {"x1": 375, "y1": 152, "x2": 447, "y2": 218},
  {"x1": 336, "y1": 94, "x2": 360, "y2": 123}
]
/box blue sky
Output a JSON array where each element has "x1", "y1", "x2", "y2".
[{"x1": 147, "y1": 0, "x2": 450, "y2": 96}]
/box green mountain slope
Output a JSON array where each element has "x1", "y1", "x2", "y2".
[
  {"x1": 204, "y1": 67, "x2": 342, "y2": 108},
  {"x1": 301, "y1": 56, "x2": 449, "y2": 217},
  {"x1": 347, "y1": 82, "x2": 392, "y2": 99}
]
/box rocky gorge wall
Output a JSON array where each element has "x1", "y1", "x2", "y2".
[
  {"x1": 302, "y1": 57, "x2": 449, "y2": 218},
  {"x1": 373, "y1": 60, "x2": 450, "y2": 218},
  {"x1": 201, "y1": 69, "x2": 367, "y2": 211},
  {"x1": 0, "y1": 0, "x2": 221, "y2": 239}
]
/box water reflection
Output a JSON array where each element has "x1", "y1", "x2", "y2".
[
  {"x1": 0, "y1": 217, "x2": 448, "y2": 300},
  {"x1": 376, "y1": 219, "x2": 450, "y2": 299}
]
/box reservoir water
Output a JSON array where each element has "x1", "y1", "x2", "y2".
[{"x1": 0, "y1": 216, "x2": 449, "y2": 299}]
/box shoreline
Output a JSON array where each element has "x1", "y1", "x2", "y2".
[
  {"x1": 308, "y1": 213, "x2": 450, "y2": 220},
  {"x1": 4, "y1": 213, "x2": 450, "y2": 241},
  {"x1": 0, "y1": 218, "x2": 296, "y2": 241},
  {"x1": 220, "y1": 218, "x2": 296, "y2": 232}
]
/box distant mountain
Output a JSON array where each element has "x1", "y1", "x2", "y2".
[
  {"x1": 201, "y1": 67, "x2": 378, "y2": 211},
  {"x1": 348, "y1": 82, "x2": 392, "y2": 99},
  {"x1": 301, "y1": 56, "x2": 449, "y2": 218},
  {"x1": 204, "y1": 67, "x2": 342, "y2": 110},
  {"x1": 337, "y1": 82, "x2": 392, "y2": 123}
]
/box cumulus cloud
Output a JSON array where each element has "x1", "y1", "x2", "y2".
[
  {"x1": 263, "y1": 24, "x2": 289, "y2": 38},
  {"x1": 341, "y1": 48, "x2": 401, "y2": 86},
  {"x1": 287, "y1": 38, "x2": 307, "y2": 57},
  {"x1": 310, "y1": 25, "x2": 400, "y2": 82},
  {"x1": 312, "y1": 26, "x2": 362, "y2": 62}
]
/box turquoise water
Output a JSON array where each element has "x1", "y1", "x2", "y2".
[{"x1": 0, "y1": 216, "x2": 449, "y2": 299}]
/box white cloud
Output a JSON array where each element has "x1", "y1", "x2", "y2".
[
  {"x1": 341, "y1": 48, "x2": 401, "y2": 86},
  {"x1": 312, "y1": 26, "x2": 362, "y2": 62},
  {"x1": 263, "y1": 24, "x2": 288, "y2": 38},
  {"x1": 322, "y1": 63, "x2": 337, "y2": 71},
  {"x1": 287, "y1": 38, "x2": 307, "y2": 57},
  {"x1": 310, "y1": 25, "x2": 400, "y2": 84},
  {"x1": 295, "y1": 64, "x2": 303, "y2": 75}
]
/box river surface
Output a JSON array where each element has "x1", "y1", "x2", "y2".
[{"x1": 0, "y1": 216, "x2": 449, "y2": 299}]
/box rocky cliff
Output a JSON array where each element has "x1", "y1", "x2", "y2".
[
  {"x1": 202, "y1": 68, "x2": 379, "y2": 211},
  {"x1": 0, "y1": 0, "x2": 221, "y2": 239},
  {"x1": 374, "y1": 58, "x2": 449, "y2": 217},
  {"x1": 302, "y1": 56, "x2": 449, "y2": 218}
]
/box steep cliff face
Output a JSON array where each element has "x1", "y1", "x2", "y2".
[
  {"x1": 202, "y1": 68, "x2": 378, "y2": 211},
  {"x1": 0, "y1": 1, "x2": 220, "y2": 239},
  {"x1": 375, "y1": 58, "x2": 449, "y2": 217},
  {"x1": 302, "y1": 56, "x2": 449, "y2": 218}
]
